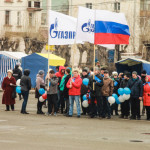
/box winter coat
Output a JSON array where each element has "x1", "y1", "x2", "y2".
[
  {"x1": 143, "y1": 76, "x2": 150, "y2": 106},
  {"x1": 127, "y1": 77, "x2": 143, "y2": 98},
  {"x1": 2, "y1": 76, "x2": 16, "y2": 105},
  {"x1": 112, "y1": 78, "x2": 120, "y2": 94},
  {"x1": 59, "y1": 74, "x2": 67, "y2": 91},
  {"x1": 46, "y1": 75, "x2": 58, "y2": 95},
  {"x1": 63, "y1": 74, "x2": 71, "y2": 98},
  {"x1": 35, "y1": 74, "x2": 45, "y2": 98},
  {"x1": 81, "y1": 74, "x2": 89, "y2": 95},
  {"x1": 101, "y1": 77, "x2": 114, "y2": 97},
  {"x1": 20, "y1": 70, "x2": 31, "y2": 92},
  {"x1": 120, "y1": 79, "x2": 129, "y2": 88},
  {"x1": 55, "y1": 66, "x2": 66, "y2": 89},
  {"x1": 13, "y1": 65, "x2": 22, "y2": 81},
  {"x1": 67, "y1": 75, "x2": 82, "y2": 96},
  {"x1": 88, "y1": 74, "x2": 103, "y2": 96}
]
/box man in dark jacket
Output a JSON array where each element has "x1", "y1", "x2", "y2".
[
  {"x1": 141, "y1": 70, "x2": 147, "y2": 115},
  {"x1": 128, "y1": 71, "x2": 143, "y2": 120},
  {"x1": 20, "y1": 69, "x2": 31, "y2": 114},
  {"x1": 88, "y1": 67, "x2": 103, "y2": 118},
  {"x1": 120, "y1": 72, "x2": 130, "y2": 119},
  {"x1": 63, "y1": 69, "x2": 71, "y2": 116},
  {"x1": 13, "y1": 65, "x2": 22, "y2": 81},
  {"x1": 13, "y1": 65, "x2": 22, "y2": 100},
  {"x1": 81, "y1": 69, "x2": 89, "y2": 115}
]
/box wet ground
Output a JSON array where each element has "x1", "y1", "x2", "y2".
[{"x1": 0, "y1": 93, "x2": 150, "y2": 150}]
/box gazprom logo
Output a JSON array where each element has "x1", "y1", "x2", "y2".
[
  {"x1": 50, "y1": 18, "x2": 76, "y2": 39},
  {"x1": 81, "y1": 19, "x2": 94, "y2": 33}
]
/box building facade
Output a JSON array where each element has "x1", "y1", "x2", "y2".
[{"x1": 0, "y1": 0, "x2": 43, "y2": 52}]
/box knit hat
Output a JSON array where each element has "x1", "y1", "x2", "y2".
[
  {"x1": 132, "y1": 71, "x2": 137, "y2": 75},
  {"x1": 125, "y1": 72, "x2": 131, "y2": 78},
  {"x1": 141, "y1": 70, "x2": 147, "y2": 75},
  {"x1": 104, "y1": 70, "x2": 109, "y2": 73},
  {"x1": 7, "y1": 70, "x2": 13, "y2": 74},
  {"x1": 84, "y1": 67, "x2": 89, "y2": 72},
  {"x1": 38, "y1": 70, "x2": 44, "y2": 75},
  {"x1": 82, "y1": 69, "x2": 88, "y2": 73}
]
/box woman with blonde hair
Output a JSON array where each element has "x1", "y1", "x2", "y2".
[{"x1": 2, "y1": 70, "x2": 16, "y2": 111}]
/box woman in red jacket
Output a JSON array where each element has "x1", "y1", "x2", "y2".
[
  {"x1": 2, "y1": 70, "x2": 16, "y2": 111},
  {"x1": 143, "y1": 75, "x2": 150, "y2": 120}
]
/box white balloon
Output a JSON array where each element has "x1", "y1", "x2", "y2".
[
  {"x1": 39, "y1": 96, "x2": 45, "y2": 102},
  {"x1": 16, "y1": 79, "x2": 21, "y2": 86},
  {"x1": 123, "y1": 94, "x2": 130, "y2": 100},
  {"x1": 82, "y1": 100, "x2": 89, "y2": 108},
  {"x1": 118, "y1": 95, "x2": 125, "y2": 103},
  {"x1": 108, "y1": 96, "x2": 115, "y2": 104}
]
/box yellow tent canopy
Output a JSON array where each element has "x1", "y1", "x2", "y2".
[{"x1": 37, "y1": 53, "x2": 66, "y2": 66}]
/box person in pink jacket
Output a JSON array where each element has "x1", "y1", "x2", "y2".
[
  {"x1": 143, "y1": 75, "x2": 150, "y2": 120},
  {"x1": 66, "y1": 69, "x2": 82, "y2": 118}
]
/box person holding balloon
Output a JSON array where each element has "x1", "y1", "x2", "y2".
[
  {"x1": 2, "y1": 70, "x2": 16, "y2": 111},
  {"x1": 80, "y1": 69, "x2": 90, "y2": 115},
  {"x1": 111, "y1": 72, "x2": 120, "y2": 116},
  {"x1": 128, "y1": 71, "x2": 143, "y2": 120},
  {"x1": 35, "y1": 70, "x2": 45, "y2": 114},
  {"x1": 101, "y1": 70, "x2": 114, "y2": 119},
  {"x1": 143, "y1": 75, "x2": 150, "y2": 121},
  {"x1": 88, "y1": 67, "x2": 103, "y2": 118},
  {"x1": 119, "y1": 72, "x2": 131, "y2": 119},
  {"x1": 20, "y1": 69, "x2": 31, "y2": 114}
]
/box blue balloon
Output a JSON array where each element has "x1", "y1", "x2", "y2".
[
  {"x1": 114, "y1": 81, "x2": 118, "y2": 87},
  {"x1": 39, "y1": 88, "x2": 45, "y2": 95},
  {"x1": 89, "y1": 94, "x2": 91, "y2": 99},
  {"x1": 16, "y1": 86, "x2": 21, "y2": 94},
  {"x1": 112, "y1": 93, "x2": 118, "y2": 100},
  {"x1": 124, "y1": 87, "x2": 131, "y2": 95},
  {"x1": 83, "y1": 94, "x2": 87, "y2": 100},
  {"x1": 49, "y1": 82, "x2": 51, "y2": 87},
  {"x1": 118, "y1": 88, "x2": 124, "y2": 95},
  {"x1": 83, "y1": 78, "x2": 89, "y2": 86},
  {"x1": 116, "y1": 98, "x2": 121, "y2": 104}
]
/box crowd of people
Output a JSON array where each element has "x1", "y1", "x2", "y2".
[{"x1": 1, "y1": 62, "x2": 150, "y2": 121}]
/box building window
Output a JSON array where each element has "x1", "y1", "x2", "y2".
[
  {"x1": 28, "y1": 1, "x2": 32, "y2": 7},
  {"x1": 34, "y1": 1, "x2": 40, "y2": 8},
  {"x1": 5, "y1": 11, "x2": 10, "y2": 25},
  {"x1": 141, "y1": 0, "x2": 150, "y2": 10},
  {"x1": 86, "y1": 3, "x2": 92, "y2": 9},
  {"x1": 17, "y1": 12, "x2": 21, "y2": 26},
  {"x1": 114, "y1": 2, "x2": 120, "y2": 12},
  {"x1": 29, "y1": 13, "x2": 33, "y2": 26},
  {"x1": 41, "y1": 13, "x2": 46, "y2": 25}
]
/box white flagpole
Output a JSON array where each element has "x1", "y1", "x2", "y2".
[
  {"x1": 47, "y1": 2, "x2": 50, "y2": 88},
  {"x1": 93, "y1": 6, "x2": 96, "y2": 91}
]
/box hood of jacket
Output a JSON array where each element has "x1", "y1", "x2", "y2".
[
  {"x1": 36, "y1": 74, "x2": 44, "y2": 79},
  {"x1": 24, "y1": 69, "x2": 30, "y2": 76},
  {"x1": 146, "y1": 75, "x2": 150, "y2": 82},
  {"x1": 55, "y1": 66, "x2": 65, "y2": 78}
]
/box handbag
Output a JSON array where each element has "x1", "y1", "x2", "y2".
[{"x1": 12, "y1": 88, "x2": 17, "y2": 99}]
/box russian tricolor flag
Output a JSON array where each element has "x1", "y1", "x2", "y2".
[{"x1": 94, "y1": 10, "x2": 130, "y2": 45}]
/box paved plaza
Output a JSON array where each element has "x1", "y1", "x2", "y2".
[{"x1": 0, "y1": 93, "x2": 150, "y2": 150}]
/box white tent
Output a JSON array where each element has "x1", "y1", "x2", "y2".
[{"x1": 0, "y1": 51, "x2": 27, "y2": 88}]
